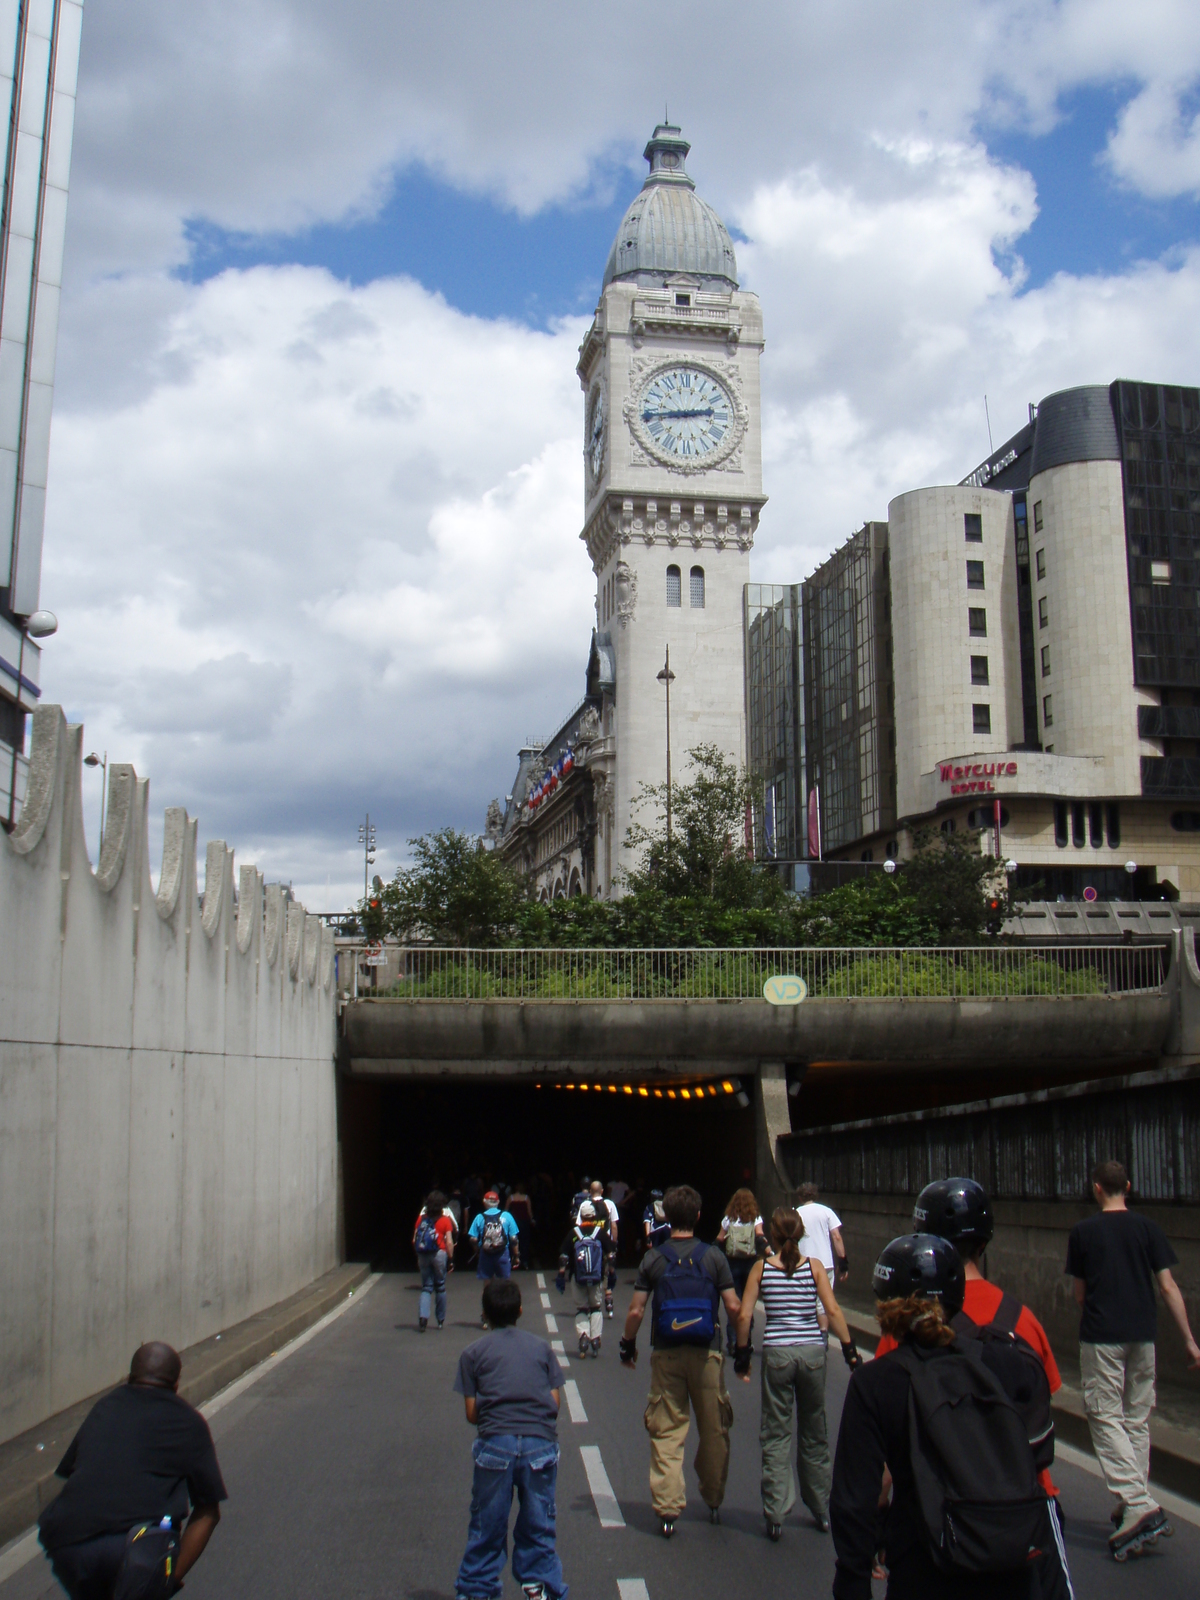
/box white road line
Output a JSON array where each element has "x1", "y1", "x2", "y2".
[
  {"x1": 545, "y1": 1313, "x2": 558, "y2": 1333},
  {"x1": 0, "y1": 1275, "x2": 383, "y2": 1584},
  {"x1": 540, "y1": 1292, "x2": 552, "y2": 1309},
  {"x1": 563, "y1": 1379, "x2": 588, "y2": 1423},
  {"x1": 536, "y1": 1272, "x2": 546, "y2": 1288},
  {"x1": 551, "y1": 1339, "x2": 569, "y2": 1365},
  {"x1": 617, "y1": 1582, "x2": 649, "y2": 1600},
  {"x1": 580, "y1": 1444, "x2": 626, "y2": 1528}
]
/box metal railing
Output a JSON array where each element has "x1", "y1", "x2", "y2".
[{"x1": 356, "y1": 944, "x2": 1168, "y2": 1002}]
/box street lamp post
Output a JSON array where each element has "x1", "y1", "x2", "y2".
[
  {"x1": 358, "y1": 815, "x2": 376, "y2": 900},
  {"x1": 84, "y1": 751, "x2": 107, "y2": 856},
  {"x1": 656, "y1": 646, "x2": 676, "y2": 848}
]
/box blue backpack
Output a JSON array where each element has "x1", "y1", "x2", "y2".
[
  {"x1": 414, "y1": 1217, "x2": 440, "y2": 1254},
  {"x1": 573, "y1": 1231, "x2": 604, "y2": 1284},
  {"x1": 652, "y1": 1241, "x2": 719, "y2": 1346}
]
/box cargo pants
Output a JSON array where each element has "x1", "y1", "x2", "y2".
[{"x1": 644, "y1": 1346, "x2": 733, "y2": 1517}]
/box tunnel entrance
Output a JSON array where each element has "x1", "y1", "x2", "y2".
[{"x1": 339, "y1": 1075, "x2": 757, "y2": 1270}]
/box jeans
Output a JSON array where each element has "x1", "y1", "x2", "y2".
[
  {"x1": 644, "y1": 1347, "x2": 733, "y2": 1516},
  {"x1": 455, "y1": 1434, "x2": 566, "y2": 1600},
  {"x1": 1080, "y1": 1340, "x2": 1157, "y2": 1517},
  {"x1": 477, "y1": 1250, "x2": 512, "y2": 1281},
  {"x1": 419, "y1": 1249, "x2": 447, "y2": 1324},
  {"x1": 43, "y1": 1532, "x2": 128, "y2": 1600},
  {"x1": 759, "y1": 1343, "x2": 830, "y2": 1522}
]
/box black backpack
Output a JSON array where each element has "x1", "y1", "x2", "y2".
[
  {"x1": 891, "y1": 1341, "x2": 1051, "y2": 1575},
  {"x1": 113, "y1": 1520, "x2": 179, "y2": 1600},
  {"x1": 952, "y1": 1292, "x2": 1055, "y2": 1472}
]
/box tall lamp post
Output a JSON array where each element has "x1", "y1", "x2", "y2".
[
  {"x1": 358, "y1": 815, "x2": 376, "y2": 900},
  {"x1": 656, "y1": 646, "x2": 676, "y2": 847},
  {"x1": 84, "y1": 751, "x2": 107, "y2": 855}
]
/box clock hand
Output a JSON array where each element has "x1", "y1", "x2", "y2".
[{"x1": 643, "y1": 408, "x2": 716, "y2": 421}]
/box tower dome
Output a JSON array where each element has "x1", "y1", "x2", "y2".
[{"x1": 602, "y1": 125, "x2": 738, "y2": 290}]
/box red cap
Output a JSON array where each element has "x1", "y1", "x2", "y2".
[{"x1": 483, "y1": 1190, "x2": 499, "y2": 1204}]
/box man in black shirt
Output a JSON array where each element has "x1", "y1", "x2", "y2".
[
  {"x1": 38, "y1": 1342, "x2": 227, "y2": 1600},
  {"x1": 1065, "y1": 1159, "x2": 1200, "y2": 1559}
]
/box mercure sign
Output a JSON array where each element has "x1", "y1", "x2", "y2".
[{"x1": 939, "y1": 760, "x2": 1019, "y2": 796}]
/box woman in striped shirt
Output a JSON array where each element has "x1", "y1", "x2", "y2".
[{"x1": 734, "y1": 1207, "x2": 859, "y2": 1541}]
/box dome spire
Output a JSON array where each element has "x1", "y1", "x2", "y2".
[{"x1": 642, "y1": 123, "x2": 695, "y2": 191}]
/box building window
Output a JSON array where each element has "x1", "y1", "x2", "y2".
[
  {"x1": 966, "y1": 560, "x2": 985, "y2": 590},
  {"x1": 964, "y1": 513, "x2": 983, "y2": 542},
  {"x1": 1090, "y1": 802, "x2": 1104, "y2": 848},
  {"x1": 970, "y1": 655, "x2": 989, "y2": 685},
  {"x1": 968, "y1": 607, "x2": 987, "y2": 636},
  {"x1": 1038, "y1": 595, "x2": 1049, "y2": 628},
  {"x1": 1041, "y1": 644, "x2": 1051, "y2": 677},
  {"x1": 1033, "y1": 500, "x2": 1044, "y2": 532},
  {"x1": 1151, "y1": 559, "x2": 1171, "y2": 585},
  {"x1": 1107, "y1": 804, "x2": 1121, "y2": 848},
  {"x1": 675, "y1": 292, "x2": 691, "y2": 307},
  {"x1": 1072, "y1": 802, "x2": 1086, "y2": 848},
  {"x1": 1054, "y1": 801, "x2": 1068, "y2": 847},
  {"x1": 1043, "y1": 693, "x2": 1053, "y2": 726},
  {"x1": 967, "y1": 805, "x2": 1009, "y2": 828},
  {"x1": 689, "y1": 565, "x2": 705, "y2": 608},
  {"x1": 972, "y1": 703, "x2": 991, "y2": 734},
  {"x1": 666, "y1": 564, "x2": 681, "y2": 607},
  {"x1": 860, "y1": 848, "x2": 873, "y2": 862},
  {"x1": 1035, "y1": 548, "x2": 1045, "y2": 580},
  {"x1": 941, "y1": 818, "x2": 957, "y2": 835},
  {"x1": 1171, "y1": 811, "x2": 1200, "y2": 832}
]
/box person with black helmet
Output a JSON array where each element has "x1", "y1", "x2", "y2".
[
  {"x1": 830, "y1": 1233, "x2": 1055, "y2": 1599},
  {"x1": 881, "y1": 1179, "x2": 1072, "y2": 1600}
]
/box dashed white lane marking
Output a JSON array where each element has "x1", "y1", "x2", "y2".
[
  {"x1": 551, "y1": 1338, "x2": 569, "y2": 1364},
  {"x1": 545, "y1": 1313, "x2": 558, "y2": 1333},
  {"x1": 580, "y1": 1444, "x2": 626, "y2": 1528},
  {"x1": 540, "y1": 1292, "x2": 552, "y2": 1309},
  {"x1": 617, "y1": 1582, "x2": 649, "y2": 1600},
  {"x1": 536, "y1": 1273, "x2": 546, "y2": 1288},
  {"x1": 563, "y1": 1379, "x2": 588, "y2": 1423}
]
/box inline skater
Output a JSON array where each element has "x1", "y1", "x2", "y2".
[{"x1": 556, "y1": 1201, "x2": 613, "y2": 1356}]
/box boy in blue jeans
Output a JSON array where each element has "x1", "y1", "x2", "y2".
[{"x1": 454, "y1": 1279, "x2": 568, "y2": 1600}]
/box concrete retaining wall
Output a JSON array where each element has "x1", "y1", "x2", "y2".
[{"x1": 0, "y1": 707, "x2": 339, "y2": 1446}]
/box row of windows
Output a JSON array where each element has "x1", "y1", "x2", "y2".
[
  {"x1": 667, "y1": 564, "x2": 705, "y2": 608},
  {"x1": 1053, "y1": 801, "x2": 1121, "y2": 849}
]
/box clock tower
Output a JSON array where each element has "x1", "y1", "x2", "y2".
[{"x1": 577, "y1": 124, "x2": 766, "y2": 893}]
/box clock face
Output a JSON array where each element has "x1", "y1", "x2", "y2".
[
  {"x1": 588, "y1": 388, "x2": 606, "y2": 481},
  {"x1": 639, "y1": 367, "x2": 733, "y2": 461}
]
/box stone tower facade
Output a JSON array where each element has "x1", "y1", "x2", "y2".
[{"x1": 577, "y1": 125, "x2": 766, "y2": 893}]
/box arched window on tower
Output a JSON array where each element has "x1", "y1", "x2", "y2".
[
  {"x1": 690, "y1": 566, "x2": 705, "y2": 608},
  {"x1": 666, "y1": 565, "x2": 681, "y2": 607}
]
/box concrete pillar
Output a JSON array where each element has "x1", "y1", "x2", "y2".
[{"x1": 754, "y1": 1062, "x2": 792, "y2": 1216}]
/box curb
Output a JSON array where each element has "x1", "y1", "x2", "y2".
[{"x1": 0, "y1": 1263, "x2": 371, "y2": 1549}]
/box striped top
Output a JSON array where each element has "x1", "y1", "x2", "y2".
[{"x1": 759, "y1": 1258, "x2": 822, "y2": 1346}]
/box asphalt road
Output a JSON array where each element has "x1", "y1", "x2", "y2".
[{"x1": 5, "y1": 1271, "x2": 1200, "y2": 1600}]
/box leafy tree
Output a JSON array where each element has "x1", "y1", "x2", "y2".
[{"x1": 367, "y1": 828, "x2": 526, "y2": 946}]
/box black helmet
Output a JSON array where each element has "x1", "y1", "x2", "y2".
[
  {"x1": 650, "y1": 1188, "x2": 664, "y2": 1200},
  {"x1": 912, "y1": 1177, "x2": 994, "y2": 1249},
  {"x1": 871, "y1": 1234, "x2": 965, "y2": 1317}
]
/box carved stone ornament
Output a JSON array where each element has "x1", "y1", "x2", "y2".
[
  {"x1": 591, "y1": 771, "x2": 613, "y2": 817},
  {"x1": 485, "y1": 798, "x2": 504, "y2": 837},
  {"x1": 614, "y1": 560, "x2": 638, "y2": 628},
  {"x1": 576, "y1": 706, "x2": 601, "y2": 745},
  {"x1": 623, "y1": 354, "x2": 749, "y2": 476}
]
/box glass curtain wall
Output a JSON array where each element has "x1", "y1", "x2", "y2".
[{"x1": 744, "y1": 584, "x2": 804, "y2": 860}]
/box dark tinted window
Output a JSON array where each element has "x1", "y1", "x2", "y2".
[
  {"x1": 964, "y1": 513, "x2": 983, "y2": 542},
  {"x1": 1054, "y1": 801, "x2": 1068, "y2": 847},
  {"x1": 970, "y1": 655, "x2": 989, "y2": 684},
  {"x1": 967, "y1": 560, "x2": 985, "y2": 589},
  {"x1": 969, "y1": 608, "x2": 987, "y2": 636},
  {"x1": 972, "y1": 703, "x2": 991, "y2": 734}
]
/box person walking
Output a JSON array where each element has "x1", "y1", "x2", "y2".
[
  {"x1": 715, "y1": 1187, "x2": 765, "y2": 1355},
  {"x1": 414, "y1": 1189, "x2": 456, "y2": 1332},
  {"x1": 556, "y1": 1201, "x2": 613, "y2": 1357},
  {"x1": 643, "y1": 1189, "x2": 670, "y2": 1253},
  {"x1": 619, "y1": 1184, "x2": 742, "y2": 1537},
  {"x1": 38, "y1": 1343, "x2": 226, "y2": 1600},
  {"x1": 796, "y1": 1182, "x2": 849, "y2": 1284},
  {"x1": 469, "y1": 1189, "x2": 521, "y2": 1318},
  {"x1": 576, "y1": 1181, "x2": 620, "y2": 1316},
  {"x1": 507, "y1": 1182, "x2": 537, "y2": 1271},
  {"x1": 734, "y1": 1207, "x2": 859, "y2": 1540},
  {"x1": 453, "y1": 1278, "x2": 567, "y2": 1600},
  {"x1": 1066, "y1": 1158, "x2": 1200, "y2": 1560}
]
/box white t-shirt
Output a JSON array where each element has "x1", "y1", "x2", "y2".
[
  {"x1": 577, "y1": 1198, "x2": 619, "y2": 1233},
  {"x1": 608, "y1": 1181, "x2": 630, "y2": 1205},
  {"x1": 798, "y1": 1202, "x2": 842, "y2": 1271}
]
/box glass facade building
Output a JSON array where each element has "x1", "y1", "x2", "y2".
[{"x1": 744, "y1": 584, "x2": 804, "y2": 860}]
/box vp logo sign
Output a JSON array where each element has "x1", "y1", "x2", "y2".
[{"x1": 763, "y1": 974, "x2": 808, "y2": 1006}]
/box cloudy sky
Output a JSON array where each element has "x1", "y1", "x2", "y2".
[{"x1": 42, "y1": 0, "x2": 1200, "y2": 908}]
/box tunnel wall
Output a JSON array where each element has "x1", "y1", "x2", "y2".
[{"x1": 0, "y1": 708, "x2": 339, "y2": 1446}]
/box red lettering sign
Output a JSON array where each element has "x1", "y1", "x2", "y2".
[{"x1": 939, "y1": 760, "x2": 1019, "y2": 785}]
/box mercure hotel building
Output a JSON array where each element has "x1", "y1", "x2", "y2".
[{"x1": 747, "y1": 381, "x2": 1200, "y2": 900}]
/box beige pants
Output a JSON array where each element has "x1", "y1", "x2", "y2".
[
  {"x1": 644, "y1": 1346, "x2": 733, "y2": 1517},
  {"x1": 1080, "y1": 1341, "x2": 1157, "y2": 1517},
  {"x1": 575, "y1": 1282, "x2": 603, "y2": 1341}
]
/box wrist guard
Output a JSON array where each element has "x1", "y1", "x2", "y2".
[
  {"x1": 841, "y1": 1339, "x2": 862, "y2": 1370},
  {"x1": 836, "y1": 1253, "x2": 849, "y2": 1273},
  {"x1": 619, "y1": 1336, "x2": 638, "y2": 1366},
  {"x1": 733, "y1": 1344, "x2": 752, "y2": 1375}
]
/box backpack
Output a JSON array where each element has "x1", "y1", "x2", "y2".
[
  {"x1": 652, "y1": 1241, "x2": 720, "y2": 1346},
  {"x1": 113, "y1": 1520, "x2": 178, "y2": 1600},
  {"x1": 414, "y1": 1216, "x2": 440, "y2": 1254},
  {"x1": 891, "y1": 1341, "x2": 1050, "y2": 1575},
  {"x1": 725, "y1": 1219, "x2": 757, "y2": 1260},
  {"x1": 952, "y1": 1293, "x2": 1055, "y2": 1472},
  {"x1": 573, "y1": 1231, "x2": 604, "y2": 1284},
  {"x1": 479, "y1": 1213, "x2": 507, "y2": 1254}
]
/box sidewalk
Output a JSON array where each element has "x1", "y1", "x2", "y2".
[
  {"x1": 0, "y1": 1262, "x2": 370, "y2": 1548},
  {"x1": 839, "y1": 1296, "x2": 1200, "y2": 1504}
]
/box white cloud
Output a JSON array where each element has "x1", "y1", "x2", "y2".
[{"x1": 1105, "y1": 80, "x2": 1200, "y2": 198}]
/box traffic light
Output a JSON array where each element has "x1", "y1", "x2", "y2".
[{"x1": 986, "y1": 895, "x2": 1003, "y2": 935}]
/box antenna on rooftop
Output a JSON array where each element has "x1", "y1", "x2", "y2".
[{"x1": 984, "y1": 395, "x2": 994, "y2": 456}]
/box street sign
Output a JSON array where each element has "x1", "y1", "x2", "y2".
[
  {"x1": 763, "y1": 974, "x2": 807, "y2": 1005},
  {"x1": 1082, "y1": 885, "x2": 1098, "y2": 903},
  {"x1": 365, "y1": 944, "x2": 387, "y2": 967}
]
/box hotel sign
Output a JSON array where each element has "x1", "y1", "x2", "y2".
[{"x1": 939, "y1": 760, "x2": 1018, "y2": 796}]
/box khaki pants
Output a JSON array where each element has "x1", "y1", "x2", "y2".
[
  {"x1": 575, "y1": 1282, "x2": 603, "y2": 1341},
  {"x1": 759, "y1": 1344, "x2": 830, "y2": 1523},
  {"x1": 1080, "y1": 1341, "x2": 1157, "y2": 1517},
  {"x1": 644, "y1": 1346, "x2": 733, "y2": 1517}
]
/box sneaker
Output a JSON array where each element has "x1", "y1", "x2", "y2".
[
  {"x1": 813, "y1": 1512, "x2": 830, "y2": 1534},
  {"x1": 709, "y1": 1506, "x2": 721, "y2": 1525},
  {"x1": 579, "y1": 1332, "x2": 591, "y2": 1357},
  {"x1": 661, "y1": 1519, "x2": 675, "y2": 1539},
  {"x1": 521, "y1": 1587, "x2": 547, "y2": 1600},
  {"x1": 436, "y1": 1321, "x2": 445, "y2": 1330},
  {"x1": 591, "y1": 1338, "x2": 601, "y2": 1357},
  {"x1": 418, "y1": 1317, "x2": 427, "y2": 1332},
  {"x1": 1111, "y1": 1506, "x2": 1171, "y2": 1561},
  {"x1": 765, "y1": 1519, "x2": 782, "y2": 1542}
]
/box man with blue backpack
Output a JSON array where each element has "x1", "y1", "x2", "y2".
[
  {"x1": 556, "y1": 1202, "x2": 613, "y2": 1357},
  {"x1": 619, "y1": 1185, "x2": 742, "y2": 1537},
  {"x1": 470, "y1": 1190, "x2": 521, "y2": 1324}
]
